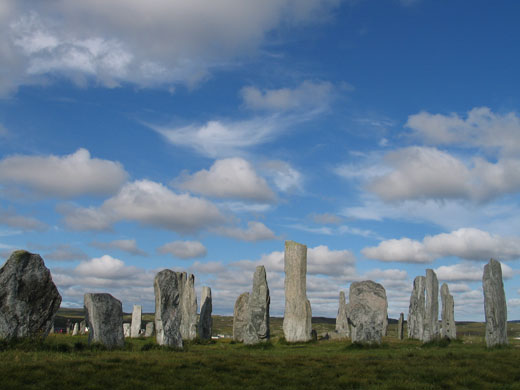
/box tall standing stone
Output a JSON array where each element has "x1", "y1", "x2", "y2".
[
  {"x1": 130, "y1": 305, "x2": 142, "y2": 338},
  {"x1": 440, "y1": 283, "x2": 456, "y2": 339},
  {"x1": 233, "y1": 292, "x2": 250, "y2": 342},
  {"x1": 483, "y1": 259, "x2": 508, "y2": 347},
  {"x1": 335, "y1": 291, "x2": 349, "y2": 337},
  {"x1": 198, "y1": 286, "x2": 212, "y2": 340},
  {"x1": 397, "y1": 313, "x2": 404, "y2": 340},
  {"x1": 347, "y1": 280, "x2": 388, "y2": 344},
  {"x1": 84, "y1": 293, "x2": 124, "y2": 349},
  {"x1": 80, "y1": 320, "x2": 86, "y2": 335},
  {"x1": 177, "y1": 272, "x2": 197, "y2": 341},
  {"x1": 123, "y1": 323, "x2": 131, "y2": 338},
  {"x1": 408, "y1": 276, "x2": 426, "y2": 340},
  {"x1": 283, "y1": 241, "x2": 312, "y2": 342},
  {"x1": 145, "y1": 321, "x2": 155, "y2": 337},
  {"x1": 244, "y1": 266, "x2": 270, "y2": 345},
  {"x1": 422, "y1": 269, "x2": 439, "y2": 342},
  {"x1": 154, "y1": 270, "x2": 183, "y2": 348},
  {"x1": 72, "y1": 322, "x2": 79, "y2": 336},
  {"x1": 0, "y1": 250, "x2": 62, "y2": 340}
]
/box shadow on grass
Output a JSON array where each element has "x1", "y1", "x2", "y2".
[{"x1": 345, "y1": 342, "x2": 389, "y2": 350}]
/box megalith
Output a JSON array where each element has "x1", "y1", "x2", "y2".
[
  {"x1": 154, "y1": 270, "x2": 183, "y2": 348},
  {"x1": 123, "y1": 323, "x2": 131, "y2": 338},
  {"x1": 397, "y1": 313, "x2": 404, "y2": 340},
  {"x1": 80, "y1": 320, "x2": 87, "y2": 335},
  {"x1": 84, "y1": 293, "x2": 124, "y2": 349},
  {"x1": 244, "y1": 266, "x2": 270, "y2": 345},
  {"x1": 483, "y1": 259, "x2": 508, "y2": 347},
  {"x1": 422, "y1": 269, "x2": 439, "y2": 342},
  {"x1": 177, "y1": 272, "x2": 197, "y2": 341},
  {"x1": 72, "y1": 322, "x2": 79, "y2": 336},
  {"x1": 440, "y1": 283, "x2": 456, "y2": 339},
  {"x1": 232, "y1": 292, "x2": 250, "y2": 342},
  {"x1": 131, "y1": 304, "x2": 142, "y2": 338},
  {"x1": 407, "y1": 275, "x2": 425, "y2": 340},
  {"x1": 283, "y1": 241, "x2": 312, "y2": 342},
  {"x1": 198, "y1": 286, "x2": 213, "y2": 340},
  {"x1": 0, "y1": 250, "x2": 62, "y2": 340},
  {"x1": 335, "y1": 291, "x2": 349, "y2": 337},
  {"x1": 347, "y1": 280, "x2": 388, "y2": 344}
]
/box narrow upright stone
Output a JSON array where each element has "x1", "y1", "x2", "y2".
[
  {"x1": 198, "y1": 286, "x2": 213, "y2": 340},
  {"x1": 177, "y1": 272, "x2": 197, "y2": 341},
  {"x1": 440, "y1": 283, "x2": 456, "y2": 339},
  {"x1": 145, "y1": 321, "x2": 154, "y2": 337},
  {"x1": 397, "y1": 313, "x2": 404, "y2": 340},
  {"x1": 123, "y1": 323, "x2": 131, "y2": 338},
  {"x1": 422, "y1": 269, "x2": 439, "y2": 342},
  {"x1": 244, "y1": 266, "x2": 270, "y2": 345},
  {"x1": 347, "y1": 280, "x2": 388, "y2": 344},
  {"x1": 80, "y1": 320, "x2": 86, "y2": 335},
  {"x1": 407, "y1": 276, "x2": 426, "y2": 340},
  {"x1": 233, "y1": 292, "x2": 250, "y2": 342},
  {"x1": 72, "y1": 322, "x2": 79, "y2": 336},
  {"x1": 130, "y1": 304, "x2": 142, "y2": 338},
  {"x1": 0, "y1": 250, "x2": 62, "y2": 339},
  {"x1": 283, "y1": 241, "x2": 312, "y2": 342},
  {"x1": 84, "y1": 293, "x2": 124, "y2": 349},
  {"x1": 483, "y1": 259, "x2": 508, "y2": 347},
  {"x1": 154, "y1": 270, "x2": 183, "y2": 348},
  {"x1": 335, "y1": 291, "x2": 349, "y2": 337}
]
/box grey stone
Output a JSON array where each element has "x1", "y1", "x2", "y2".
[
  {"x1": 335, "y1": 291, "x2": 349, "y2": 337},
  {"x1": 123, "y1": 323, "x2": 131, "y2": 338},
  {"x1": 347, "y1": 280, "x2": 388, "y2": 344},
  {"x1": 422, "y1": 269, "x2": 439, "y2": 342},
  {"x1": 154, "y1": 269, "x2": 183, "y2": 348},
  {"x1": 244, "y1": 266, "x2": 270, "y2": 345},
  {"x1": 407, "y1": 276, "x2": 425, "y2": 340},
  {"x1": 145, "y1": 321, "x2": 155, "y2": 337},
  {"x1": 440, "y1": 283, "x2": 456, "y2": 340},
  {"x1": 131, "y1": 305, "x2": 142, "y2": 338},
  {"x1": 80, "y1": 320, "x2": 86, "y2": 335},
  {"x1": 177, "y1": 272, "x2": 197, "y2": 341},
  {"x1": 283, "y1": 241, "x2": 312, "y2": 342},
  {"x1": 198, "y1": 286, "x2": 212, "y2": 340},
  {"x1": 0, "y1": 250, "x2": 62, "y2": 340},
  {"x1": 84, "y1": 293, "x2": 124, "y2": 349},
  {"x1": 483, "y1": 259, "x2": 508, "y2": 347},
  {"x1": 397, "y1": 313, "x2": 404, "y2": 340},
  {"x1": 232, "y1": 292, "x2": 250, "y2": 342},
  {"x1": 72, "y1": 322, "x2": 79, "y2": 336}
]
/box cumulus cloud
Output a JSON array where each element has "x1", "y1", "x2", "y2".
[
  {"x1": 157, "y1": 240, "x2": 207, "y2": 259},
  {"x1": 177, "y1": 158, "x2": 275, "y2": 202},
  {"x1": 435, "y1": 261, "x2": 514, "y2": 282},
  {"x1": 363, "y1": 228, "x2": 520, "y2": 263},
  {"x1": 0, "y1": 207, "x2": 47, "y2": 231},
  {"x1": 213, "y1": 221, "x2": 277, "y2": 241},
  {"x1": 0, "y1": 148, "x2": 128, "y2": 198},
  {"x1": 59, "y1": 179, "x2": 225, "y2": 233},
  {"x1": 91, "y1": 239, "x2": 147, "y2": 256}
]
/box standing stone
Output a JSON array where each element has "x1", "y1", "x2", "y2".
[
  {"x1": 397, "y1": 313, "x2": 404, "y2": 340},
  {"x1": 483, "y1": 259, "x2": 508, "y2": 347},
  {"x1": 244, "y1": 266, "x2": 270, "y2": 345},
  {"x1": 177, "y1": 272, "x2": 197, "y2": 341},
  {"x1": 84, "y1": 293, "x2": 124, "y2": 349},
  {"x1": 131, "y1": 305, "x2": 142, "y2": 338},
  {"x1": 408, "y1": 276, "x2": 426, "y2": 340},
  {"x1": 335, "y1": 291, "x2": 349, "y2": 337},
  {"x1": 0, "y1": 250, "x2": 62, "y2": 340},
  {"x1": 232, "y1": 292, "x2": 250, "y2": 342},
  {"x1": 422, "y1": 269, "x2": 439, "y2": 342},
  {"x1": 72, "y1": 322, "x2": 79, "y2": 336},
  {"x1": 198, "y1": 286, "x2": 213, "y2": 340},
  {"x1": 80, "y1": 320, "x2": 86, "y2": 335},
  {"x1": 347, "y1": 280, "x2": 388, "y2": 344},
  {"x1": 283, "y1": 241, "x2": 312, "y2": 342},
  {"x1": 154, "y1": 270, "x2": 183, "y2": 348},
  {"x1": 145, "y1": 321, "x2": 155, "y2": 337},
  {"x1": 123, "y1": 323, "x2": 131, "y2": 338},
  {"x1": 440, "y1": 283, "x2": 456, "y2": 339}
]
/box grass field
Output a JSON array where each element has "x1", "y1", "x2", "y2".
[{"x1": 2, "y1": 313, "x2": 520, "y2": 390}]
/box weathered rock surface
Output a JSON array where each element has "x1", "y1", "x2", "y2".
[
  {"x1": 283, "y1": 241, "x2": 312, "y2": 342},
  {"x1": 80, "y1": 320, "x2": 86, "y2": 335},
  {"x1": 123, "y1": 323, "x2": 131, "y2": 338},
  {"x1": 423, "y1": 269, "x2": 439, "y2": 342},
  {"x1": 483, "y1": 259, "x2": 508, "y2": 347},
  {"x1": 335, "y1": 291, "x2": 349, "y2": 337},
  {"x1": 440, "y1": 283, "x2": 456, "y2": 339},
  {"x1": 232, "y1": 292, "x2": 250, "y2": 342},
  {"x1": 145, "y1": 321, "x2": 154, "y2": 337},
  {"x1": 72, "y1": 322, "x2": 79, "y2": 336},
  {"x1": 397, "y1": 313, "x2": 404, "y2": 340},
  {"x1": 84, "y1": 293, "x2": 124, "y2": 349},
  {"x1": 177, "y1": 272, "x2": 197, "y2": 341},
  {"x1": 154, "y1": 270, "x2": 183, "y2": 348},
  {"x1": 198, "y1": 286, "x2": 212, "y2": 340},
  {"x1": 131, "y1": 305, "x2": 142, "y2": 338},
  {"x1": 347, "y1": 280, "x2": 388, "y2": 344},
  {"x1": 408, "y1": 276, "x2": 426, "y2": 340},
  {"x1": 0, "y1": 250, "x2": 62, "y2": 340},
  {"x1": 244, "y1": 266, "x2": 270, "y2": 345}
]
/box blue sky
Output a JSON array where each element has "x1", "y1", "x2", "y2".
[{"x1": 1, "y1": 0, "x2": 520, "y2": 321}]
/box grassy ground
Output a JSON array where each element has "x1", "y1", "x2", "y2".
[{"x1": 2, "y1": 316, "x2": 520, "y2": 390}]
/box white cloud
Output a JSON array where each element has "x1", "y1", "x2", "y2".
[
  {"x1": 435, "y1": 261, "x2": 514, "y2": 282},
  {"x1": 60, "y1": 179, "x2": 225, "y2": 233},
  {"x1": 362, "y1": 237, "x2": 433, "y2": 263},
  {"x1": 177, "y1": 158, "x2": 275, "y2": 202},
  {"x1": 0, "y1": 207, "x2": 47, "y2": 231},
  {"x1": 91, "y1": 239, "x2": 147, "y2": 256},
  {"x1": 0, "y1": 148, "x2": 128, "y2": 198},
  {"x1": 157, "y1": 240, "x2": 207, "y2": 259},
  {"x1": 262, "y1": 160, "x2": 303, "y2": 193},
  {"x1": 75, "y1": 255, "x2": 140, "y2": 279},
  {"x1": 213, "y1": 221, "x2": 277, "y2": 241}
]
